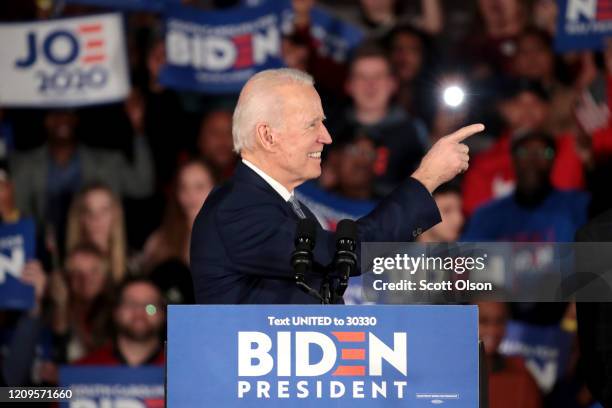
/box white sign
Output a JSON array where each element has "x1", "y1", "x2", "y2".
[{"x1": 0, "y1": 13, "x2": 129, "y2": 107}]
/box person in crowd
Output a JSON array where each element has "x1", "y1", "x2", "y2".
[
  {"x1": 463, "y1": 130, "x2": 588, "y2": 327},
  {"x1": 0, "y1": 164, "x2": 19, "y2": 223},
  {"x1": 65, "y1": 183, "x2": 128, "y2": 283},
  {"x1": 574, "y1": 40, "x2": 612, "y2": 217},
  {"x1": 50, "y1": 244, "x2": 114, "y2": 363},
  {"x1": 77, "y1": 277, "x2": 165, "y2": 366},
  {"x1": 385, "y1": 23, "x2": 437, "y2": 130},
  {"x1": 333, "y1": 0, "x2": 442, "y2": 38},
  {"x1": 141, "y1": 37, "x2": 190, "y2": 189},
  {"x1": 462, "y1": 79, "x2": 585, "y2": 216},
  {"x1": 8, "y1": 93, "x2": 154, "y2": 247},
  {"x1": 141, "y1": 159, "x2": 214, "y2": 272},
  {"x1": 512, "y1": 27, "x2": 575, "y2": 134},
  {"x1": 296, "y1": 128, "x2": 378, "y2": 230},
  {"x1": 463, "y1": 0, "x2": 528, "y2": 77},
  {"x1": 281, "y1": 0, "x2": 351, "y2": 106},
  {"x1": 330, "y1": 45, "x2": 426, "y2": 195},
  {"x1": 331, "y1": 131, "x2": 378, "y2": 201},
  {"x1": 196, "y1": 109, "x2": 237, "y2": 182},
  {"x1": 478, "y1": 301, "x2": 542, "y2": 408},
  {"x1": 463, "y1": 130, "x2": 589, "y2": 243},
  {"x1": 417, "y1": 183, "x2": 464, "y2": 243}
]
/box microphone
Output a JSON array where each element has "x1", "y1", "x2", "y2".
[
  {"x1": 334, "y1": 219, "x2": 358, "y2": 298},
  {"x1": 291, "y1": 219, "x2": 321, "y2": 300}
]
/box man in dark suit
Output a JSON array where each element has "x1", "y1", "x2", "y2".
[
  {"x1": 190, "y1": 68, "x2": 484, "y2": 304},
  {"x1": 576, "y1": 209, "x2": 612, "y2": 407}
]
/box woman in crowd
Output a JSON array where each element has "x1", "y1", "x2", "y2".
[
  {"x1": 65, "y1": 183, "x2": 128, "y2": 283},
  {"x1": 141, "y1": 159, "x2": 215, "y2": 272},
  {"x1": 50, "y1": 244, "x2": 114, "y2": 363}
]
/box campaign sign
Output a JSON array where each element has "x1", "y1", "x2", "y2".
[
  {"x1": 159, "y1": 1, "x2": 288, "y2": 93},
  {"x1": 60, "y1": 366, "x2": 164, "y2": 408},
  {"x1": 0, "y1": 14, "x2": 130, "y2": 107},
  {"x1": 167, "y1": 305, "x2": 479, "y2": 407},
  {"x1": 555, "y1": 0, "x2": 612, "y2": 51},
  {"x1": 0, "y1": 219, "x2": 35, "y2": 310},
  {"x1": 244, "y1": 0, "x2": 364, "y2": 63},
  {"x1": 499, "y1": 320, "x2": 573, "y2": 393}
]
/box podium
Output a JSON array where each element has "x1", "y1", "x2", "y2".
[{"x1": 166, "y1": 305, "x2": 480, "y2": 407}]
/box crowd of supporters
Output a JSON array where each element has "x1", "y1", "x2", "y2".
[{"x1": 1, "y1": 0, "x2": 612, "y2": 407}]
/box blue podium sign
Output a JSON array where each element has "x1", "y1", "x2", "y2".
[{"x1": 167, "y1": 305, "x2": 478, "y2": 407}]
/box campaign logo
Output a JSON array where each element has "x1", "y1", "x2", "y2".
[
  {"x1": 566, "y1": 0, "x2": 612, "y2": 22},
  {"x1": 237, "y1": 330, "x2": 408, "y2": 399},
  {"x1": 165, "y1": 16, "x2": 280, "y2": 73},
  {"x1": 0, "y1": 235, "x2": 25, "y2": 285},
  {"x1": 14, "y1": 20, "x2": 109, "y2": 94}
]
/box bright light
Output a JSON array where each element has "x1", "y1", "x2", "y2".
[{"x1": 443, "y1": 85, "x2": 465, "y2": 108}]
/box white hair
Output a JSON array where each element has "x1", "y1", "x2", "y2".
[{"x1": 232, "y1": 68, "x2": 314, "y2": 154}]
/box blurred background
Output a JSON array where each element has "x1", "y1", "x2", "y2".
[{"x1": 1, "y1": 0, "x2": 611, "y2": 406}]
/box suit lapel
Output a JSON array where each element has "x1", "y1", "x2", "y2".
[{"x1": 233, "y1": 162, "x2": 322, "y2": 225}]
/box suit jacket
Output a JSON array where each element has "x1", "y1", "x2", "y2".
[
  {"x1": 575, "y1": 209, "x2": 612, "y2": 407},
  {"x1": 190, "y1": 162, "x2": 441, "y2": 304},
  {"x1": 9, "y1": 137, "x2": 154, "y2": 224}
]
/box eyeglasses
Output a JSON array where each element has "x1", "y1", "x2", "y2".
[
  {"x1": 514, "y1": 146, "x2": 555, "y2": 160},
  {"x1": 119, "y1": 301, "x2": 163, "y2": 316}
]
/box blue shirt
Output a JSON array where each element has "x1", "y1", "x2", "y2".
[{"x1": 462, "y1": 189, "x2": 590, "y2": 242}]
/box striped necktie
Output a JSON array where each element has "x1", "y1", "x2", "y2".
[{"x1": 288, "y1": 195, "x2": 307, "y2": 219}]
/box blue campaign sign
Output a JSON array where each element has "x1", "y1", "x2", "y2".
[
  {"x1": 159, "y1": 1, "x2": 288, "y2": 94},
  {"x1": 60, "y1": 366, "x2": 164, "y2": 408},
  {"x1": 498, "y1": 320, "x2": 573, "y2": 393},
  {"x1": 296, "y1": 180, "x2": 377, "y2": 231},
  {"x1": 244, "y1": 0, "x2": 364, "y2": 62},
  {"x1": 0, "y1": 219, "x2": 35, "y2": 310},
  {"x1": 555, "y1": 0, "x2": 612, "y2": 52},
  {"x1": 167, "y1": 305, "x2": 479, "y2": 407}
]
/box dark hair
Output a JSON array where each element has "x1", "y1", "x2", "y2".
[
  {"x1": 517, "y1": 26, "x2": 553, "y2": 50},
  {"x1": 500, "y1": 77, "x2": 551, "y2": 102},
  {"x1": 114, "y1": 276, "x2": 164, "y2": 309},
  {"x1": 349, "y1": 42, "x2": 395, "y2": 76},
  {"x1": 510, "y1": 130, "x2": 556, "y2": 155}
]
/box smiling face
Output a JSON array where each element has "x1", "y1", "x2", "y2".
[
  {"x1": 347, "y1": 56, "x2": 396, "y2": 114},
  {"x1": 266, "y1": 84, "x2": 332, "y2": 190}
]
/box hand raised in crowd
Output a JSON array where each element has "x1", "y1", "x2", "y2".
[
  {"x1": 124, "y1": 88, "x2": 146, "y2": 136},
  {"x1": 575, "y1": 91, "x2": 610, "y2": 136},
  {"x1": 21, "y1": 260, "x2": 47, "y2": 317},
  {"x1": 411, "y1": 124, "x2": 485, "y2": 193}
]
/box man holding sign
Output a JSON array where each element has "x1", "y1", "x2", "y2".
[{"x1": 190, "y1": 68, "x2": 484, "y2": 304}]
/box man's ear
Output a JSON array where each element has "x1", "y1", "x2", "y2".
[{"x1": 255, "y1": 122, "x2": 275, "y2": 152}]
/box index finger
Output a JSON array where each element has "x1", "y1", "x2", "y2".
[{"x1": 446, "y1": 123, "x2": 485, "y2": 143}]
